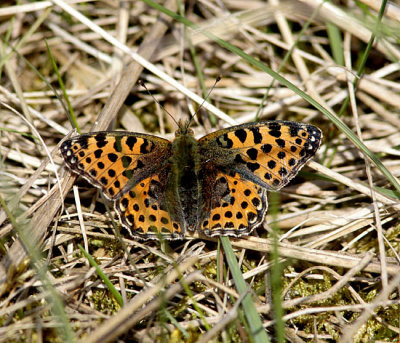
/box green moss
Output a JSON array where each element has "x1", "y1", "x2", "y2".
[{"x1": 90, "y1": 290, "x2": 121, "y2": 314}]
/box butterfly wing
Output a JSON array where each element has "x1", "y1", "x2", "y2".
[
  {"x1": 198, "y1": 169, "x2": 268, "y2": 237},
  {"x1": 60, "y1": 131, "x2": 184, "y2": 239},
  {"x1": 198, "y1": 120, "x2": 322, "y2": 236},
  {"x1": 116, "y1": 168, "x2": 184, "y2": 239}
]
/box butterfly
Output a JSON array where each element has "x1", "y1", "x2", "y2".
[{"x1": 60, "y1": 120, "x2": 322, "y2": 240}]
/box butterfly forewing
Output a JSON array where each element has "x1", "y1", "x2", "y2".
[
  {"x1": 199, "y1": 121, "x2": 322, "y2": 191},
  {"x1": 60, "y1": 131, "x2": 172, "y2": 200}
]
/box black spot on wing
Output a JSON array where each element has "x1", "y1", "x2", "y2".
[
  {"x1": 269, "y1": 130, "x2": 281, "y2": 138},
  {"x1": 275, "y1": 139, "x2": 285, "y2": 148},
  {"x1": 234, "y1": 154, "x2": 246, "y2": 164},
  {"x1": 234, "y1": 129, "x2": 247, "y2": 143},
  {"x1": 246, "y1": 148, "x2": 258, "y2": 160},
  {"x1": 277, "y1": 151, "x2": 286, "y2": 159},
  {"x1": 250, "y1": 128, "x2": 262, "y2": 144},
  {"x1": 126, "y1": 136, "x2": 137, "y2": 150},
  {"x1": 268, "y1": 160, "x2": 276, "y2": 169},
  {"x1": 247, "y1": 162, "x2": 260, "y2": 172},
  {"x1": 96, "y1": 140, "x2": 107, "y2": 148},
  {"x1": 94, "y1": 149, "x2": 102, "y2": 158},
  {"x1": 261, "y1": 144, "x2": 272, "y2": 153},
  {"x1": 95, "y1": 132, "x2": 107, "y2": 142},
  {"x1": 108, "y1": 153, "x2": 118, "y2": 162}
]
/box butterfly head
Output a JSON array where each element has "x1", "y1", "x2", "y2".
[{"x1": 175, "y1": 119, "x2": 194, "y2": 137}]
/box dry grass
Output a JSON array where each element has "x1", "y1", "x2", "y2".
[{"x1": 1, "y1": 0, "x2": 400, "y2": 342}]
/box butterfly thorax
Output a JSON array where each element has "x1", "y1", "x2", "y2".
[{"x1": 166, "y1": 130, "x2": 201, "y2": 230}]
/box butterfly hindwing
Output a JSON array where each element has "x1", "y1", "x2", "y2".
[
  {"x1": 199, "y1": 171, "x2": 267, "y2": 237},
  {"x1": 116, "y1": 171, "x2": 184, "y2": 239}
]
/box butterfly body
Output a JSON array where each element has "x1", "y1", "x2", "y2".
[
  {"x1": 61, "y1": 120, "x2": 322, "y2": 240},
  {"x1": 165, "y1": 126, "x2": 201, "y2": 232}
]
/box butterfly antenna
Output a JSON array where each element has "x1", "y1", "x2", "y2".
[
  {"x1": 186, "y1": 75, "x2": 221, "y2": 130},
  {"x1": 138, "y1": 79, "x2": 180, "y2": 128}
]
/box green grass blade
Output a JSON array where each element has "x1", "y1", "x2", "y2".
[
  {"x1": 269, "y1": 192, "x2": 285, "y2": 343},
  {"x1": 162, "y1": 308, "x2": 190, "y2": 338},
  {"x1": 79, "y1": 244, "x2": 124, "y2": 306},
  {"x1": 221, "y1": 236, "x2": 270, "y2": 343},
  {"x1": 0, "y1": 127, "x2": 39, "y2": 140},
  {"x1": 327, "y1": 22, "x2": 344, "y2": 65}
]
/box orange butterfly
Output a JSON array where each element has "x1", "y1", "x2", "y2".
[{"x1": 61, "y1": 120, "x2": 322, "y2": 239}]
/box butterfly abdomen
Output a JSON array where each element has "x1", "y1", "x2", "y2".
[{"x1": 166, "y1": 133, "x2": 202, "y2": 230}]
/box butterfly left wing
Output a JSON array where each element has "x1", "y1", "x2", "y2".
[
  {"x1": 60, "y1": 131, "x2": 185, "y2": 239},
  {"x1": 197, "y1": 120, "x2": 322, "y2": 236},
  {"x1": 197, "y1": 169, "x2": 268, "y2": 237}
]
